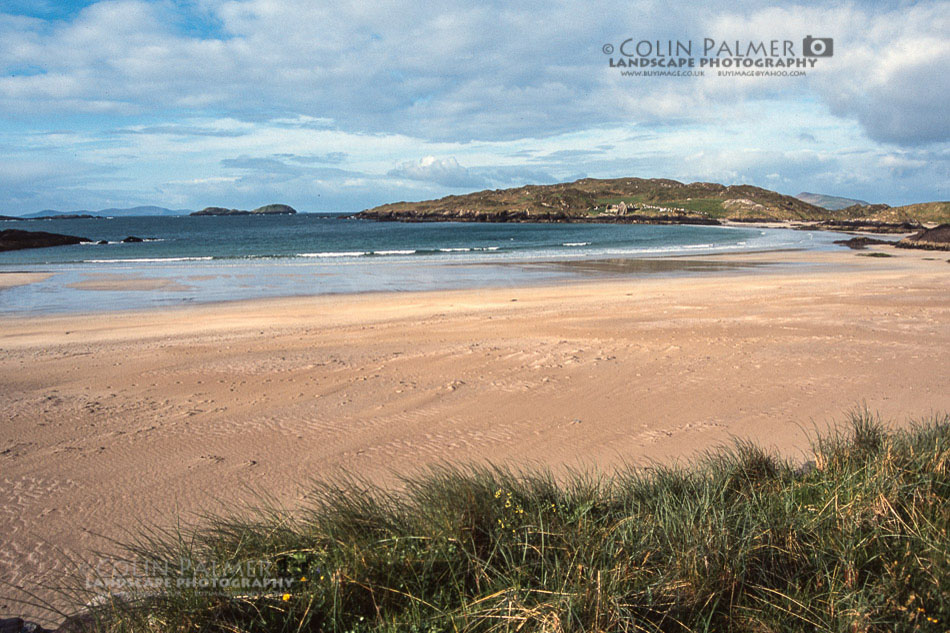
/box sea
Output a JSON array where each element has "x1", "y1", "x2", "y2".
[{"x1": 0, "y1": 214, "x2": 843, "y2": 314}]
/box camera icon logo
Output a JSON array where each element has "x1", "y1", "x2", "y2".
[{"x1": 803, "y1": 36, "x2": 833, "y2": 57}]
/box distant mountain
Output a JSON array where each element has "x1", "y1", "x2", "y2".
[
  {"x1": 796, "y1": 192, "x2": 872, "y2": 211},
  {"x1": 15, "y1": 206, "x2": 192, "y2": 219}
]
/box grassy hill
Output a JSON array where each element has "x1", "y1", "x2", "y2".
[
  {"x1": 868, "y1": 202, "x2": 950, "y2": 223},
  {"x1": 826, "y1": 202, "x2": 950, "y2": 226},
  {"x1": 357, "y1": 178, "x2": 838, "y2": 223},
  {"x1": 358, "y1": 178, "x2": 950, "y2": 226}
]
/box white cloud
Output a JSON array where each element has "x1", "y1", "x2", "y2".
[
  {"x1": 708, "y1": 3, "x2": 950, "y2": 145},
  {"x1": 1, "y1": 0, "x2": 947, "y2": 147},
  {"x1": 387, "y1": 156, "x2": 487, "y2": 188},
  {"x1": 0, "y1": 0, "x2": 947, "y2": 212}
]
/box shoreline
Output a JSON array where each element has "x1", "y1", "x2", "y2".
[
  {"x1": 2, "y1": 246, "x2": 948, "y2": 624},
  {"x1": 0, "y1": 252, "x2": 791, "y2": 318},
  {"x1": 0, "y1": 246, "x2": 923, "y2": 325},
  {"x1": 0, "y1": 246, "x2": 917, "y2": 330},
  {"x1": 3, "y1": 221, "x2": 909, "y2": 317},
  {"x1": 0, "y1": 230, "x2": 849, "y2": 316},
  {"x1": 1, "y1": 245, "x2": 937, "y2": 332}
]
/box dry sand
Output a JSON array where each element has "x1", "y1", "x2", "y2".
[{"x1": 1, "y1": 247, "x2": 949, "y2": 623}]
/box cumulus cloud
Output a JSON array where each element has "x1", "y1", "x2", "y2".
[
  {"x1": 706, "y1": 3, "x2": 950, "y2": 145},
  {"x1": 0, "y1": 0, "x2": 947, "y2": 212},
  {"x1": 1, "y1": 0, "x2": 947, "y2": 147},
  {"x1": 388, "y1": 156, "x2": 488, "y2": 188}
]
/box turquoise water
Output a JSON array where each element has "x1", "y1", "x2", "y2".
[{"x1": 0, "y1": 215, "x2": 840, "y2": 313}]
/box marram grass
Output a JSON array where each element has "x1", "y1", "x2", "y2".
[{"x1": 74, "y1": 411, "x2": 949, "y2": 632}]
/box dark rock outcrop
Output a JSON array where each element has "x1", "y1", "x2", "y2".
[
  {"x1": 0, "y1": 229, "x2": 89, "y2": 252},
  {"x1": 726, "y1": 217, "x2": 787, "y2": 224},
  {"x1": 897, "y1": 224, "x2": 950, "y2": 251},
  {"x1": 190, "y1": 204, "x2": 297, "y2": 216},
  {"x1": 818, "y1": 219, "x2": 923, "y2": 234},
  {"x1": 357, "y1": 207, "x2": 720, "y2": 225},
  {"x1": 833, "y1": 236, "x2": 897, "y2": 250},
  {"x1": 121, "y1": 236, "x2": 144, "y2": 243}
]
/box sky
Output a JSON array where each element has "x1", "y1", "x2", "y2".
[{"x1": 0, "y1": 0, "x2": 947, "y2": 214}]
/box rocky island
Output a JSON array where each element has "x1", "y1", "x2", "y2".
[
  {"x1": 0, "y1": 229, "x2": 90, "y2": 252},
  {"x1": 355, "y1": 177, "x2": 950, "y2": 228},
  {"x1": 29, "y1": 213, "x2": 100, "y2": 220},
  {"x1": 190, "y1": 204, "x2": 297, "y2": 216}
]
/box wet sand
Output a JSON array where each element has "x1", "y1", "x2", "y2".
[
  {"x1": 0, "y1": 272, "x2": 52, "y2": 289},
  {"x1": 65, "y1": 273, "x2": 192, "y2": 292}
]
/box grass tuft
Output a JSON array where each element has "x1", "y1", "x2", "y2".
[{"x1": 67, "y1": 413, "x2": 950, "y2": 632}]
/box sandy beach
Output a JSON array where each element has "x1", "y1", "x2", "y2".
[
  {"x1": 2, "y1": 246, "x2": 949, "y2": 623},
  {"x1": 0, "y1": 272, "x2": 52, "y2": 289}
]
